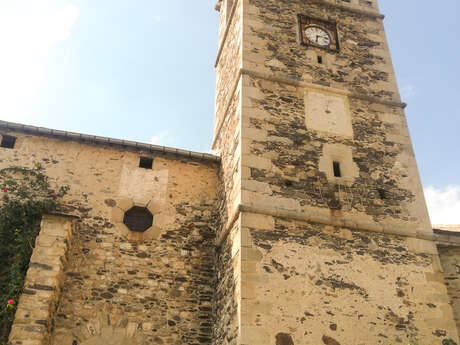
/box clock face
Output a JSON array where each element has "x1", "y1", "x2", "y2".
[{"x1": 304, "y1": 26, "x2": 331, "y2": 47}]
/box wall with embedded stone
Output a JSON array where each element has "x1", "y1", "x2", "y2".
[
  {"x1": 9, "y1": 215, "x2": 74, "y2": 345},
  {"x1": 5, "y1": 0, "x2": 458, "y2": 344},
  {"x1": 240, "y1": 73, "x2": 430, "y2": 234},
  {"x1": 214, "y1": 0, "x2": 242, "y2": 143},
  {"x1": 239, "y1": 0, "x2": 431, "y2": 234},
  {"x1": 240, "y1": 213, "x2": 458, "y2": 345},
  {"x1": 232, "y1": 0, "x2": 454, "y2": 343},
  {"x1": 213, "y1": 1, "x2": 244, "y2": 344},
  {"x1": 213, "y1": 217, "x2": 241, "y2": 345},
  {"x1": 243, "y1": 0, "x2": 398, "y2": 101},
  {"x1": 213, "y1": 0, "x2": 243, "y2": 230},
  {"x1": 1, "y1": 131, "x2": 219, "y2": 345},
  {"x1": 438, "y1": 245, "x2": 460, "y2": 335}
]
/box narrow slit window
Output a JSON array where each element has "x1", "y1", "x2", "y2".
[
  {"x1": 317, "y1": 55, "x2": 323, "y2": 64},
  {"x1": 378, "y1": 188, "x2": 386, "y2": 200},
  {"x1": 139, "y1": 157, "x2": 153, "y2": 169},
  {"x1": 1, "y1": 135, "x2": 16, "y2": 149},
  {"x1": 333, "y1": 161, "x2": 342, "y2": 177}
]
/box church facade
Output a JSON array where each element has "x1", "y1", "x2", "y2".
[{"x1": 3, "y1": 0, "x2": 460, "y2": 344}]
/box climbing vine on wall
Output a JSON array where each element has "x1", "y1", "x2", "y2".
[{"x1": 0, "y1": 163, "x2": 69, "y2": 344}]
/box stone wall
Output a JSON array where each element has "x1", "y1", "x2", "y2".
[
  {"x1": 5, "y1": 0, "x2": 458, "y2": 343},
  {"x1": 240, "y1": 73, "x2": 430, "y2": 234},
  {"x1": 214, "y1": 0, "x2": 242, "y2": 140},
  {"x1": 213, "y1": 2, "x2": 244, "y2": 344},
  {"x1": 213, "y1": 0, "x2": 243, "y2": 227},
  {"x1": 243, "y1": 0, "x2": 399, "y2": 101},
  {"x1": 239, "y1": 0, "x2": 431, "y2": 234},
  {"x1": 240, "y1": 213, "x2": 458, "y2": 345},
  {"x1": 9, "y1": 215, "x2": 74, "y2": 345},
  {"x1": 214, "y1": 81, "x2": 242, "y2": 231},
  {"x1": 439, "y1": 246, "x2": 460, "y2": 335},
  {"x1": 428, "y1": 228, "x2": 460, "y2": 336},
  {"x1": 232, "y1": 0, "x2": 455, "y2": 343},
  {"x1": 213, "y1": 217, "x2": 241, "y2": 345},
  {"x1": 1, "y1": 131, "x2": 219, "y2": 345}
]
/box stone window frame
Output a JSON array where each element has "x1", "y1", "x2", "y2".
[
  {"x1": 333, "y1": 161, "x2": 342, "y2": 178},
  {"x1": 112, "y1": 198, "x2": 162, "y2": 242},
  {"x1": 1, "y1": 134, "x2": 17, "y2": 149},
  {"x1": 139, "y1": 156, "x2": 153, "y2": 169},
  {"x1": 123, "y1": 206, "x2": 154, "y2": 232},
  {"x1": 318, "y1": 143, "x2": 360, "y2": 186}
]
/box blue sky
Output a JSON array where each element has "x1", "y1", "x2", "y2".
[{"x1": 0, "y1": 0, "x2": 459, "y2": 224}]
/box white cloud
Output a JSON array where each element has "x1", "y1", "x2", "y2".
[
  {"x1": 0, "y1": 0, "x2": 79, "y2": 123},
  {"x1": 400, "y1": 84, "x2": 416, "y2": 99},
  {"x1": 151, "y1": 131, "x2": 171, "y2": 145},
  {"x1": 424, "y1": 185, "x2": 460, "y2": 225}
]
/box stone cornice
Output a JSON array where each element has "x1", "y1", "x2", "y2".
[
  {"x1": 212, "y1": 67, "x2": 407, "y2": 149},
  {"x1": 216, "y1": 203, "x2": 437, "y2": 248},
  {"x1": 307, "y1": 0, "x2": 384, "y2": 20},
  {"x1": 433, "y1": 229, "x2": 460, "y2": 247},
  {"x1": 0, "y1": 120, "x2": 221, "y2": 164},
  {"x1": 242, "y1": 68, "x2": 407, "y2": 109}
]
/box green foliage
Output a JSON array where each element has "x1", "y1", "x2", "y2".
[
  {"x1": 443, "y1": 339, "x2": 458, "y2": 345},
  {"x1": 0, "y1": 163, "x2": 68, "y2": 343}
]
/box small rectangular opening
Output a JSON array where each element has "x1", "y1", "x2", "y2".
[
  {"x1": 333, "y1": 161, "x2": 342, "y2": 177},
  {"x1": 1, "y1": 135, "x2": 16, "y2": 149},
  {"x1": 139, "y1": 157, "x2": 153, "y2": 169},
  {"x1": 378, "y1": 188, "x2": 386, "y2": 200},
  {"x1": 317, "y1": 55, "x2": 323, "y2": 64}
]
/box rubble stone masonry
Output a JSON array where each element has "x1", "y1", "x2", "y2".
[
  {"x1": 439, "y1": 245, "x2": 460, "y2": 337},
  {"x1": 4, "y1": 0, "x2": 460, "y2": 344},
  {"x1": 214, "y1": 0, "x2": 460, "y2": 343},
  {"x1": 1, "y1": 132, "x2": 219, "y2": 345}
]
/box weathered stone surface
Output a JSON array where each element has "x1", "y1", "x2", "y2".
[
  {"x1": 212, "y1": 0, "x2": 459, "y2": 343},
  {"x1": 1, "y1": 134, "x2": 219, "y2": 345},
  {"x1": 9, "y1": 216, "x2": 73, "y2": 345},
  {"x1": 439, "y1": 246, "x2": 460, "y2": 334},
  {"x1": 3, "y1": 0, "x2": 460, "y2": 344},
  {"x1": 276, "y1": 332, "x2": 294, "y2": 345},
  {"x1": 240, "y1": 217, "x2": 458, "y2": 344}
]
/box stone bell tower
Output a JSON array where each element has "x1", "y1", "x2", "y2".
[{"x1": 212, "y1": 0, "x2": 458, "y2": 344}]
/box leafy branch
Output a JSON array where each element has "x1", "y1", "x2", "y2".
[{"x1": 0, "y1": 163, "x2": 69, "y2": 343}]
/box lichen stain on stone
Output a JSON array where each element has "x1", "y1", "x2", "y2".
[
  {"x1": 322, "y1": 274, "x2": 368, "y2": 298},
  {"x1": 322, "y1": 335, "x2": 341, "y2": 345},
  {"x1": 276, "y1": 332, "x2": 294, "y2": 345},
  {"x1": 104, "y1": 198, "x2": 117, "y2": 207},
  {"x1": 250, "y1": 220, "x2": 432, "y2": 268},
  {"x1": 248, "y1": 79, "x2": 416, "y2": 222}
]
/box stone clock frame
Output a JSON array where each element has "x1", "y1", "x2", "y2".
[{"x1": 298, "y1": 14, "x2": 340, "y2": 52}]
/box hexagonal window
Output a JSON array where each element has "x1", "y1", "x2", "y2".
[{"x1": 123, "y1": 206, "x2": 153, "y2": 233}]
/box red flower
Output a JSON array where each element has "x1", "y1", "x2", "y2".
[
  {"x1": 7, "y1": 299, "x2": 14, "y2": 306},
  {"x1": 2, "y1": 188, "x2": 7, "y2": 193},
  {"x1": 52, "y1": 193, "x2": 57, "y2": 198}
]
